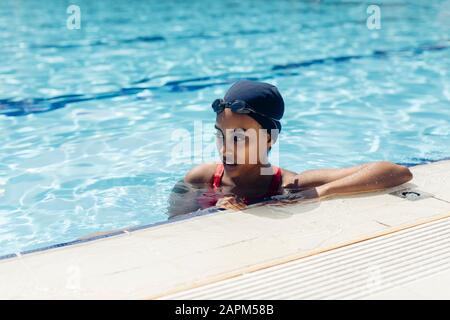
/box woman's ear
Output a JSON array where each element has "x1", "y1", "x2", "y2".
[{"x1": 266, "y1": 132, "x2": 272, "y2": 153}]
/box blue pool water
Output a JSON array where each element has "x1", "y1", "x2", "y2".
[{"x1": 0, "y1": 0, "x2": 449, "y2": 256}]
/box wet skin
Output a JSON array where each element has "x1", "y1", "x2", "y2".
[{"x1": 168, "y1": 109, "x2": 414, "y2": 215}]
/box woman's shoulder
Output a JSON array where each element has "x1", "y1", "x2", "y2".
[{"x1": 184, "y1": 163, "x2": 219, "y2": 185}]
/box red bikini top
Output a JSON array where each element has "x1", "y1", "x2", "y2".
[{"x1": 211, "y1": 164, "x2": 282, "y2": 201}]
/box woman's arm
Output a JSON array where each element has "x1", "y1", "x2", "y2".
[
  {"x1": 167, "y1": 180, "x2": 202, "y2": 218},
  {"x1": 291, "y1": 161, "x2": 413, "y2": 198},
  {"x1": 167, "y1": 163, "x2": 217, "y2": 218}
]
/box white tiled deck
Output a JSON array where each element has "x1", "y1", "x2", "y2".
[
  {"x1": 164, "y1": 215, "x2": 450, "y2": 299},
  {"x1": 0, "y1": 160, "x2": 449, "y2": 299}
]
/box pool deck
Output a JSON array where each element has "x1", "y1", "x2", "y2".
[{"x1": 0, "y1": 160, "x2": 449, "y2": 299}]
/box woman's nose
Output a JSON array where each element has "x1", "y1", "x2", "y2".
[{"x1": 218, "y1": 136, "x2": 231, "y2": 155}]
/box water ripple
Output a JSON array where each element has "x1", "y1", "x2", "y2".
[{"x1": 1, "y1": 40, "x2": 449, "y2": 117}]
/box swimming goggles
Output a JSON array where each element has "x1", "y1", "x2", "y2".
[{"x1": 211, "y1": 98, "x2": 278, "y2": 121}]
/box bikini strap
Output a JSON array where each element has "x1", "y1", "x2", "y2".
[
  {"x1": 212, "y1": 163, "x2": 224, "y2": 190},
  {"x1": 267, "y1": 166, "x2": 282, "y2": 196},
  {"x1": 212, "y1": 164, "x2": 281, "y2": 196}
]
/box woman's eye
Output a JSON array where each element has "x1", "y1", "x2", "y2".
[{"x1": 233, "y1": 134, "x2": 246, "y2": 142}]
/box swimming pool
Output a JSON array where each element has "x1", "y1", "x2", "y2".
[{"x1": 0, "y1": 0, "x2": 449, "y2": 256}]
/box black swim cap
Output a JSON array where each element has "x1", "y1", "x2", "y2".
[{"x1": 223, "y1": 80, "x2": 284, "y2": 132}]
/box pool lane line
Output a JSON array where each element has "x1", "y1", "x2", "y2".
[{"x1": 1, "y1": 39, "x2": 449, "y2": 116}]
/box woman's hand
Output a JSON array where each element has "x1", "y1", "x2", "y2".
[
  {"x1": 265, "y1": 185, "x2": 332, "y2": 207},
  {"x1": 294, "y1": 187, "x2": 325, "y2": 199},
  {"x1": 216, "y1": 195, "x2": 247, "y2": 211}
]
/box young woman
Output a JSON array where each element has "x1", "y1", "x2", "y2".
[{"x1": 168, "y1": 80, "x2": 412, "y2": 216}]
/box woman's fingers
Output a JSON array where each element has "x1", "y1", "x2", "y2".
[
  {"x1": 216, "y1": 188, "x2": 321, "y2": 211},
  {"x1": 265, "y1": 189, "x2": 321, "y2": 206},
  {"x1": 216, "y1": 195, "x2": 247, "y2": 211}
]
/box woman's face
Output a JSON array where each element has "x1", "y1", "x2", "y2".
[{"x1": 215, "y1": 108, "x2": 271, "y2": 177}]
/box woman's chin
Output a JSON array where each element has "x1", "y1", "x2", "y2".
[{"x1": 223, "y1": 163, "x2": 241, "y2": 175}]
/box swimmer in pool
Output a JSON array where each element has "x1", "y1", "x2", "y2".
[{"x1": 168, "y1": 80, "x2": 413, "y2": 216}]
